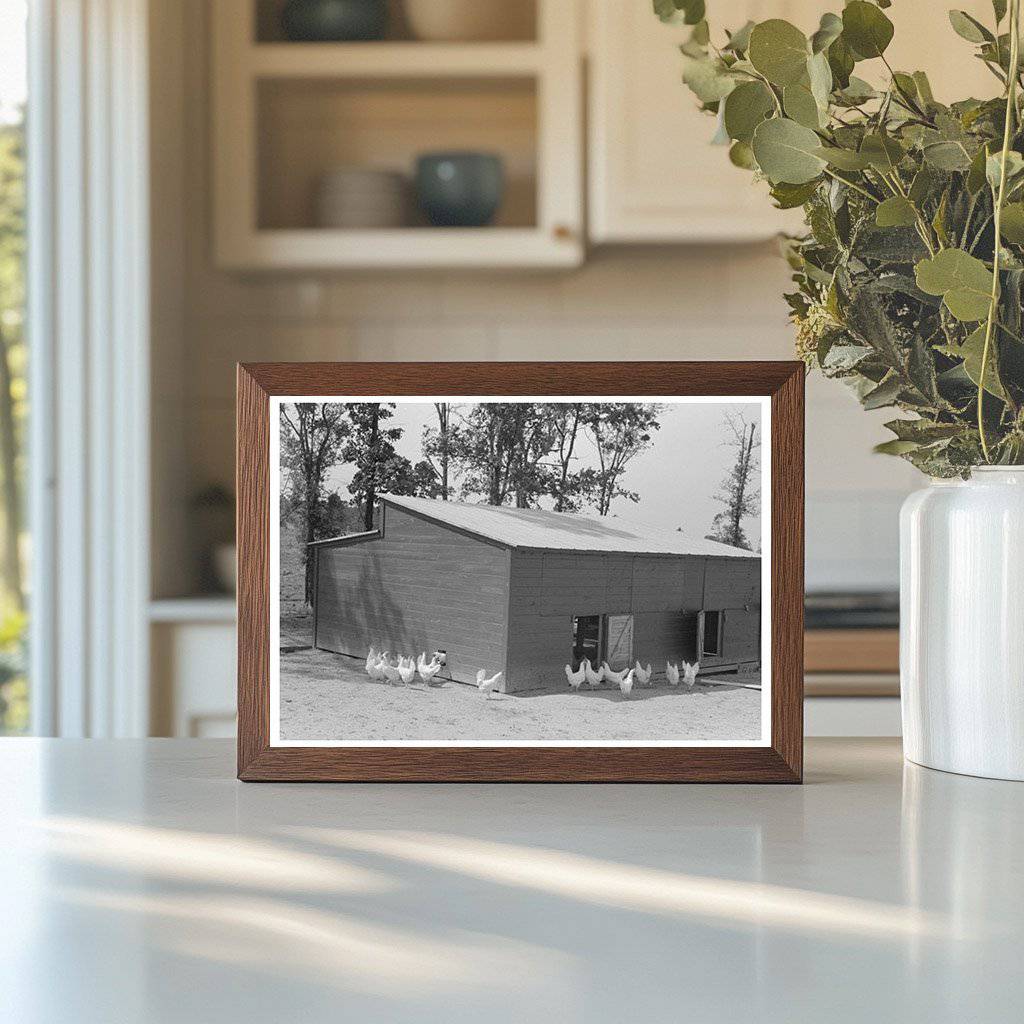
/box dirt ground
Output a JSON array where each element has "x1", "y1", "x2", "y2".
[{"x1": 278, "y1": 647, "x2": 763, "y2": 743}]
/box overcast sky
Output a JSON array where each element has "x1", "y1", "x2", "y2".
[{"x1": 321, "y1": 400, "x2": 763, "y2": 546}]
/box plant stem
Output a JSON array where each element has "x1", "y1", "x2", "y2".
[
  {"x1": 821, "y1": 167, "x2": 879, "y2": 203},
  {"x1": 979, "y1": 0, "x2": 1021, "y2": 463}
]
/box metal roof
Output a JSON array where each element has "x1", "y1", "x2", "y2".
[{"x1": 382, "y1": 494, "x2": 757, "y2": 559}]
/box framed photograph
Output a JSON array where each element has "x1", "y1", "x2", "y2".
[{"x1": 237, "y1": 362, "x2": 804, "y2": 782}]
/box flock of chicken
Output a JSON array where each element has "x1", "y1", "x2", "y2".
[
  {"x1": 564, "y1": 658, "x2": 700, "y2": 698},
  {"x1": 363, "y1": 647, "x2": 504, "y2": 699},
  {"x1": 362, "y1": 646, "x2": 698, "y2": 701}
]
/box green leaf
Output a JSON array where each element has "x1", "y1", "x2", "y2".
[
  {"x1": 912, "y1": 71, "x2": 935, "y2": 105},
  {"x1": 875, "y1": 196, "x2": 918, "y2": 228},
  {"x1": 842, "y1": 1, "x2": 895, "y2": 60},
  {"x1": 728, "y1": 140, "x2": 758, "y2": 169},
  {"x1": 836, "y1": 75, "x2": 877, "y2": 104},
  {"x1": 814, "y1": 145, "x2": 872, "y2": 170},
  {"x1": 967, "y1": 143, "x2": 993, "y2": 193},
  {"x1": 923, "y1": 141, "x2": 973, "y2": 171},
  {"x1": 959, "y1": 324, "x2": 1007, "y2": 398},
  {"x1": 770, "y1": 179, "x2": 820, "y2": 209},
  {"x1": 681, "y1": 55, "x2": 737, "y2": 103},
  {"x1": 1000, "y1": 202, "x2": 1024, "y2": 242},
  {"x1": 874, "y1": 439, "x2": 922, "y2": 455},
  {"x1": 689, "y1": 20, "x2": 710, "y2": 47},
  {"x1": 723, "y1": 81, "x2": 775, "y2": 143},
  {"x1": 827, "y1": 35, "x2": 855, "y2": 89},
  {"x1": 862, "y1": 375, "x2": 902, "y2": 410},
  {"x1": 909, "y1": 165, "x2": 936, "y2": 205},
  {"x1": 860, "y1": 133, "x2": 905, "y2": 173},
  {"x1": 986, "y1": 150, "x2": 1024, "y2": 190},
  {"x1": 654, "y1": 0, "x2": 705, "y2": 25},
  {"x1": 752, "y1": 117, "x2": 827, "y2": 184},
  {"x1": 807, "y1": 51, "x2": 833, "y2": 110},
  {"x1": 915, "y1": 249, "x2": 994, "y2": 321},
  {"x1": 783, "y1": 83, "x2": 822, "y2": 128},
  {"x1": 748, "y1": 19, "x2": 810, "y2": 87},
  {"x1": 724, "y1": 20, "x2": 755, "y2": 53},
  {"x1": 810, "y1": 12, "x2": 843, "y2": 54},
  {"x1": 948, "y1": 10, "x2": 993, "y2": 44},
  {"x1": 885, "y1": 419, "x2": 963, "y2": 443}
]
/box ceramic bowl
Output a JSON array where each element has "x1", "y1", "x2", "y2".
[
  {"x1": 280, "y1": 0, "x2": 388, "y2": 42},
  {"x1": 315, "y1": 168, "x2": 409, "y2": 228},
  {"x1": 403, "y1": 0, "x2": 534, "y2": 42},
  {"x1": 415, "y1": 152, "x2": 505, "y2": 228}
]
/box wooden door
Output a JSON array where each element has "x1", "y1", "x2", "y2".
[{"x1": 604, "y1": 614, "x2": 634, "y2": 671}]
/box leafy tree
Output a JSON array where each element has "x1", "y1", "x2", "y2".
[
  {"x1": 421, "y1": 402, "x2": 460, "y2": 500},
  {"x1": 342, "y1": 403, "x2": 404, "y2": 530},
  {"x1": 707, "y1": 411, "x2": 760, "y2": 550},
  {"x1": 584, "y1": 403, "x2": 664, "y2": 515},
  {"x1": 546, "y1": 403, "x2": 590, "y2": 512},
  {"x1": 453, "y1": 403, "x2": 556, "y2": 507},
  {"x1": 350, "y1": 452, "x2": 441, "y2": 507},
  {"x1": 280, "y1": 403, "x2": 349, "y2": 603}
]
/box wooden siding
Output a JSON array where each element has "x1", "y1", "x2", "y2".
[
  {"x1": 506, "y1": 549, "x2": 761, "y2": 690},
  {"x1": 313, "y1": 506, "x2": 510, "y2": 687}
]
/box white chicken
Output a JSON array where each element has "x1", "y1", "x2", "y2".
[
  {"x1": 398, "y1": 657, "x2": 417, "y2": 685},
  {"x1": 682, "y1": 661, "x2": 700, "y2": 689},
  {"x1": 476, "y1": 669, "x2": 503, "y2": 699},
  {"x1": 666, "y1": 661, "x2": 680, "y2": 686},
  {"x1": 417, "y1": 652, "x2": 443, "y2": 685},
  {"x1": 381, "y1": 660, "x2": 403, "y2": 685},
  {"x1": 619, "y1": 668, "x2": 635, "y2": 697},
  {"x1": 564, "y1": 663, "x2": 585, "y2": 691},
  {"x1": 602, "y1": 662, "x2": 628, "y2": 686},
  {"x1": 634, "y1": 661, "x2": 653, "y2": 687},
  {"x1": 584, "y1": 658, "x2": 605, "y2": 687}
]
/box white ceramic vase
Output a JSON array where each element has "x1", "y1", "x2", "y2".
[{"x1": 900, "y1": 467, "x2": 1024, "y2": 780}]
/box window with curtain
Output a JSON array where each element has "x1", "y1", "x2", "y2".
[{"x1": 0, "y1": 0, "x2": 28, "y2": 734}]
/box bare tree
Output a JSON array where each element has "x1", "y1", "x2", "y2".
[{"x1": 707, "y1": 411, "x2": 760, "y2": 550}]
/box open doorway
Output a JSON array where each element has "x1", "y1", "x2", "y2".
[{"x1": 571, "y1": 614, "x2": 602, "y2": 669}]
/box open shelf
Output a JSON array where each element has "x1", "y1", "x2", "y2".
[{"x1": 257, "y1": 76, "x2": 538, "y2": 232}]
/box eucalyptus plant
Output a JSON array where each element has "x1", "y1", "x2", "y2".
[{"x1": 659, "y1": 0, "x2": 1024, "y2": 475}]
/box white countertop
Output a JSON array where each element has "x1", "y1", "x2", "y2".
[{"x1": 1, "y1": 738, "x2": 1021, "y2": 1023}]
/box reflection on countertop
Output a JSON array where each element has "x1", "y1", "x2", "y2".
[{"x1": 1, "y1": 738, "x2": 1022, "y2": 1022}]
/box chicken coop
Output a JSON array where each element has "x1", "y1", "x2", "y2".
[{"x1": 309, "y1": 494, "x2": 762, "y2": 693}]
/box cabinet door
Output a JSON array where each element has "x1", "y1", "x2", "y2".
[{"x1": 588, "y1": 1, "x2": 813, "y2": 243}]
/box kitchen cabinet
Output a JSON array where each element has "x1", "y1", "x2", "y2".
[
  {"x1": 587, "y1": 0, "x2": 999, "y2": 244},
  {"x1": 212, "y1": 0, "x2": 583, "y2": 269}
]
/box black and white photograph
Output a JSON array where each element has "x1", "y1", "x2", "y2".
[{"x1": 270, "y1": 397, "x2": 770, "y2": 746}]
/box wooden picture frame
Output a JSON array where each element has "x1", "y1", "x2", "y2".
[{"x1": 237, "y1": 362, "x2": 804, "y2": 782}]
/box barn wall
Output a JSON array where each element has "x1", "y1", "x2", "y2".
[
  {"x1": 313, "y1": 506, "x2": 510, "y2": 686},
  {"x1": 506, "y1": 550, "x2": 761, "y2": 690},
  {"x1": 699, "y1": 557, "x2": 762, "y2": 669}
]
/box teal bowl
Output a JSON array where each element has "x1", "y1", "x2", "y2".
[
  {"x1": 415, "y1": 152, "x2": 505, "y2": 228},
  {"x1": 280, "y1": 0, "x2": 388, "y2": 42}
]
